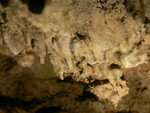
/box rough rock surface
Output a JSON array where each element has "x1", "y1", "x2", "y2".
[{"x1": 0, "y1": 0, "x2": 150, "y2": 113}]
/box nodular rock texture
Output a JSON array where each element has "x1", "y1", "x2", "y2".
[{"x1": 0, "y1": 0, "x2": 150, "y2": 113}]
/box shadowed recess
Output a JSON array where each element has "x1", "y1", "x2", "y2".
[
  {"x1": 76, "y1": 89, "x2": 98, "y2": 101},
  {"x1": 89, "y1": 79, "x2": 109, "y2": 87},
  {"x1": 20, "y1": 0, "x2": 29, "y2": 3},
  {"x1": 109, "y1": 63, "x2": 120, "y2": 70},
  {"x1": 117, "y1": 110, "x2": 139, "y2": 113},
  {"x1": 28, "y1": 0, "x2": 46, "y2": 14},
  {"x1": 35, "y1": 106, "x2": 65, "y2": 113},
  {"x1": 0, "y1": 0, "x2": 9, "y2": 7},
  {"x1": 0, "y1": 95, "x2": 30, "y2": 111}
]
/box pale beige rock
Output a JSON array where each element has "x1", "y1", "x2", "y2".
[{"x1": 2, "y1": 11, "x2": 25, "y2": 55}]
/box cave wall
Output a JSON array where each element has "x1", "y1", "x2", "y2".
[{"x1": 0, "y1": 0, "x2": 150, "y2": 113}]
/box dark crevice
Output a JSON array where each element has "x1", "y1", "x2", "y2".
[
  {"x1": 1, "y1": 12, "x2": 7, "y2": 23},
  {"x1": 144, "y1": 17, "x2": 150, "y2": 24},
  {"x1": 28, "y1": 0, "x2": 46, "y2": 14},
  {"x1": 76, "y1": 32, "x2": 86, "y2": 40},
  {"x1": 56, "y1": 76, "x2": 76, "y2": 83},
  {"x1": 79, "y1": 68, "x2": 84, "y2": 74},
  {"x1": 0, "y1": 95, "x2": 31, "y2": 112},
  {"x1": 52, "y1": 37, "x2": 55, "y2": 44},
  {"x1": 0, "y1": 95, "x2": 59, "y2": 113},
  {"x1": 115, "y1": 51, "x2": 122, "y2": 59},
  {"x1": 109, "y1": 63, "x2": 120, "y2": 70},
  {"x1": 141, "y1": 87, "x2": 148, "y2": 92},
  {"x1": 20, "y1": 0, "x2": 46, "y2": 14},
  {"x1": 120, "y1": 75, "x2": 126, "y2": 80},
  {"x1": 119, "y1": 16, "x2": 125, "y2": 23},
  {"x1": 0, "y1": 57, "x2": 17, "y2": 71},
  {"x1": 35, "y1": 106, "x2": 66, "y2": 113},
  {"x1": 117, "y1": 110, "x2": 139, "y2": 113},
  {"x1": 122, "y1": 0, "x2": 127, "y2": 6},
  {"x1": 0, "y1": 0, "x2": 9, "y2": 7},
  {"x1": 20, "y1": 0, "x2": 29, "y2": 3},
  {"x1": 31, "y1": 39, "x2": 36, "y2": 48},
  {"x1": 0, "y1": 104, "x2": 11, "y2": 113},
  {"x1": 89, "y1": 79, "x2": 109, "y2": 87},
  {"x1": 61, "y1": 76, "x2": 74, "y2": 82},
  {"x1": 76, "y1": 87, "x2": 98, "y2": 101},
  {"x1": 136, "y1": 87, "x2": 148, "y2": 92},
  {"x1": 1, "y1": 0, "x2": 46, "y2": 14}
]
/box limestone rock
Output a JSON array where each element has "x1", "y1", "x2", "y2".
[{"x1": 0, "y1": 0, "x2": 150, "y2": 108}]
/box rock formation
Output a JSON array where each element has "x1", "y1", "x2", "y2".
[{"x1": 0, "y1": 0, "x2": 150, "y2": 112}]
